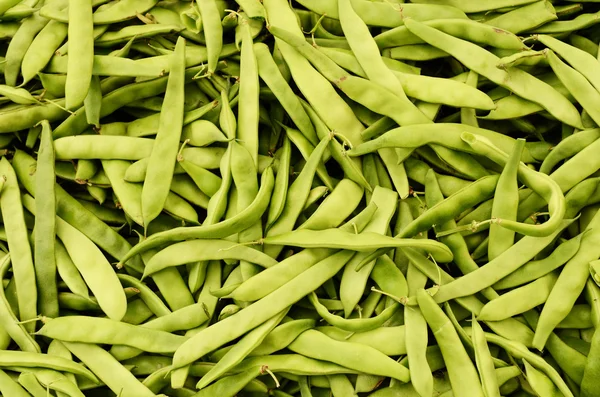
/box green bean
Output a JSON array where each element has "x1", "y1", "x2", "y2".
[
  {"x1": 180, "y1": 120, "x2": 228, "y2": 147},
  {"x1": 54, "y1": 136, "x2": 155, "y2": 160},
  {"x1": 194, "y1": 366, "x2": 263, "y2": 397},
  {"x1": 525, "y1": 310, "x2": 586, "y2": 385},
  {"x1": 197, "y1": 0, "x2": 222, "y2": 75},
  {"x1": 546, "y1": 50, "x2": 600, "y2": 128},
  {"x1": 64, "y1": 0, "x2": 93, "y2": 109},
  {"x1": 230, "y1": 202, "x2": 376, "y2": 302},
  {"x1": 172, "y1": 249, "x2": 356, "y2": 369},
  {"x1": 0, "y1": 349, "x2": 99, "y2": 382},
  {"x1": 300, "y1": 179, "x2": 362, "y2": 230},
  {"x1": 494, "y1": 232, "x2": 583, "y2": 289},
  {"x1": 196, "y1": 309, "x2": 286, "y2": 390},
  {"x1": 417, "y1": 289, "x2": 484, "y2": 397},
  {"x1": 376, "y1": 18, "x2": 525, "y2": 50},
  {"x1": 581, "y1": 326, "x2": 600, "y2": 397},
  {"x1": 21, "y1": 20, "x2": 68, "y2": 84},
  {"x1": 339, "y1": 0, "x2": 429, "y2": 125},
  {"x1": 142, "y1": 239, "x2": 277, "y2": 278},
  {"x1": 0, "y1": 369, "x2": 29, "y2": 397},
  {"x1": 427, "y1": 220, "x2": 571, "y2": 305},
  {"x1": 262, "y1": 228, "x2": 453, "y2": 262},
  {"x1": 64, "y1": 342, "x2": 154, "y2": 397},
  {"x1": 349, "y1": 123, "x2": 537, "y2": 162},
  {"x1": 534, "y1": 209, "x2": 600, "y2": 348},
  {"x1": 54, "y1": 239, "x2": 88, "y2": 298},
  {"x1": 479, "y1": 272, "x2": 559, "y2": 322},
  {"x1": 488, "y1": 139, "x2": 524, "y2": 260},
  {"x1": 463, "y1": 132, "x2": 566, "y2": 237},
  {"x1": 17, "y1": 371, "x2": 47, "y2": 397},
  {"x1": 271, "y1": 26, "x2": 434, "y2": 127},
  {"x1": 22, "y1": 193, "x2": 127, "y2": 320},
  {"x1": 0, "y1": 157, "x2": 37, "y2": 332},
  {"x1": 472, "y1": 317, "x2": 501, "y2": 397},
  {"x1": 264, "y1": 134, "x2": 330, "y2": 258},
  {"x1": 484, "y1": 1, "x2": 557, "y2": 34},
  {"x1": 425, "y1": 169, "x2": 498, "y2": 301},
  {"x1": 295, "y1": 0, "x2": 467, "y2": 28},
  {"x1": 541, "y1": 129, "x2": 600, "y2": 175},
  {"x1": 141, "y1": 37, "x2": 185, "y2": 229},
  {"x1": 265, "y1": 0, "x2": 364, "y2": 147},
  {"x1": 570, "y1": 34, "x2": 598, "y2": 58},
  {"x1": 0, "y1": 255, "x2": 40, "y2": 352},
  {"x1": 411, "y1": 0, "x2": 536, "y2": 13},
  {"x1": 47, "y1": 54, "x2": 167, "y2": 77},
  {"x1": 288, "y1": 329, "x2": 409, "y2": 382},
  {"x1": 236, "y1": 13, "x2": 260, "y2": 167},
  {"x1": 5, "y1": 12, "x2": 49, "y2": 86},
  {"x1": 523, "y1": 359, "x2": 561, "y2": 397},
  {"x1": 404, "y1": 19, "x2": 582, "y2": 129},
  {"x1": 530, "y1": 9, "x2": 600, "y2": 34},
  {"x1": 266, "y1": 136, "x2": 291, "y2": 229},
  {"x1": 33, "y1": 121, "x2": 58, "y2": 318},
  {"x1": 310, "y1": 291, "x2": 399, "y2": 332},
  {"x1": 118, "y1": 166, "x2": 274, "y2": 264},
  {"x1": 37, "y1": 316, "x2": 186, "y2": 353}
]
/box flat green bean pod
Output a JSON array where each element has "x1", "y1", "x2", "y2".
[
  {"x1": 427, "y1": 219, "x2": 572, "y2": 304},
  {"x1": 295, "y1": 0, "x2": 467, "y2": 27},
  {"x1": 375, "y1": 19, "x2": 526, "y2": 50},
  {"x1": 261, "y1": 228, "x2": 454, "y2": 262},
  {"x1": 142, "y1": 239, "x2": 278, "y2": 278},
  {"x1": 349, "y1": 123, "x2": 537, "y2": 163},
  {"x1": 404, "y1": 18, "x2": 582, "y2": 129}
]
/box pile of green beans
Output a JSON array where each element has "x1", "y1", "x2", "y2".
[{"x1": 3, "y1": 0, "x2": 600, "y2": 396}]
